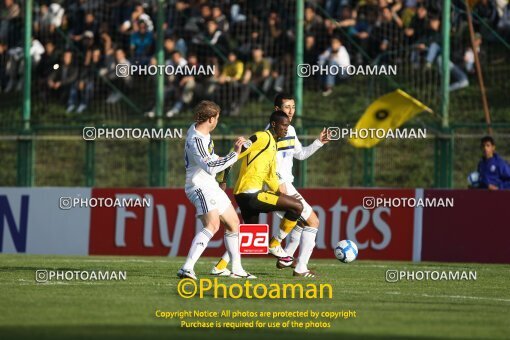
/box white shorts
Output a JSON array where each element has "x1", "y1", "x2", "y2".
[
  {"x1": 185, "y1": 185, "x2": 232, "y2": 217},
  {"x1": 279, "y1": 182, "x2": 313, "y2": 222}
]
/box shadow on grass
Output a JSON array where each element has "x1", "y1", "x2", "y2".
[{"x1": 0, "y1": 325, "x2": 440, "y2": 340}]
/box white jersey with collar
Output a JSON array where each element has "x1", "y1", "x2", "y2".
[
  {"x1": 184, "y1": 123, "x2": 238, "y2": 191},
  {"x1": 265, "y1": 124, "x2": 323, "y2": 184}
]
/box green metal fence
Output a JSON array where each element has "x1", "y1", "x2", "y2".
[
  {"x1": 3, "y1": 123, "x2": 510, "y2": 188},
  {"x1": 1, "y1": 0, "x2": 509, "y2": 188}
]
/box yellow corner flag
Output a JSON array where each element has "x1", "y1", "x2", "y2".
[{"x1": 348, "y1": 89, "x2": 432, "y2": 148}]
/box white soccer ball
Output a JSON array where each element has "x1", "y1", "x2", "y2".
[{"x1": 334, "y1": 240, "x2": 358, "y2": 263}]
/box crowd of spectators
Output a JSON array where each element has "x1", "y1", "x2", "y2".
[{"x1": 0, "y1": 0, "x2": 509, "y2": 115}]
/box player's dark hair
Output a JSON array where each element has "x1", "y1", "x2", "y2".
[
  {"x1": 481, "y1": 135, "x2": 495, "y2": 146},
  {"x1": 274, "y1": 93, "x2": 294, "y2": 108},
  {"x1": 194, "y1": 100, "x2": 220, "y2": 124},
  {"x1": 269, "y1": 110, "x2": 289, "y2": 124}
]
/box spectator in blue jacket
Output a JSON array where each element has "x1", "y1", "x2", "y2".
[
  {"x1": 130, "y1": 21, "x2": 154, "y2": 65},
  {"x1": 477, "y1": 136, "x2": 510, "y2": 190}
]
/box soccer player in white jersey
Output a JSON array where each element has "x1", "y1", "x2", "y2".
[
  {"x1": 212, "y1": 94, "x2": 329, "y2": 277},
  {"x1": 177, "y1": 100, "x2": 256, "y2": 280},
  {"x1": 270, "y1": 93, "x2": 329, "y2": 277}
]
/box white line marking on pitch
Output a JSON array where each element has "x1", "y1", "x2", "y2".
[
  {"x1": 385, "y1": 292, "x2": 510, "y2": 303},
  {"x1": 421, "y1": 293, "x2": 510, "y2": 303}
]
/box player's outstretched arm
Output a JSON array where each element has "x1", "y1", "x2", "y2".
[
  {"x1": 233, "y1": 137, "x2": 246, "y2": 154},
  {"x1": 214, "y1": 137, "x2": 246, "y2": 189},
  {"x1": 293, "y1": 128, "x2": 327, "y2": 161},
  {"x1": 237, "y1": 131, "x2": 269, "y2": 160},
  {"x1": 191, "y1": 137, "x2": 239, "y2": 175}
]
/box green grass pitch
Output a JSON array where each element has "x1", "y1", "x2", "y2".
[{"x1": 0, "y1": 254, "x2": 509, "y2": 339}]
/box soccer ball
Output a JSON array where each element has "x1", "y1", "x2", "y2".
[
  {"x1": 334, "y1": 240, "x2": 358, "y2": 263},
  {"x1": 467, "y1": 171, "x2": 480, "y2": 187}
]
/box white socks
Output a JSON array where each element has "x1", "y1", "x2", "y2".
[
  {"x1": 295, "y1": 227, "x2": 317, "y2": 273},
  {"x1": 224, "y1": 231, "x2": 244, "y2": 274},
  {"x1": 220, "y1": 251, "x2": 230, "y2": 264},
  {"x1": 183, "y1": 228, "x2": 213, "y2": 271},
  {"x1": 284, "y1": 225, "x2": 303, "y2": 257},
  {"x1": 212, "y1": 226, "x2": 318, "y2": 274}
]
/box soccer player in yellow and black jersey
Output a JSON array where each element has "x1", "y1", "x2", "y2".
[{"x1": 213, "y1": 111, "x2": 304, "y2": 271}]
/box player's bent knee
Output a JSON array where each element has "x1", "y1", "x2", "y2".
[
  {"x1": 285, "y1": 209, "x2": 301, "y2": 222},
  {"x1": 286, "y1": 195, "x2": 303, "y2": 215},
  {"x1": 204, "y1": 220, "x2": 221, "y2": 234},
  {"x1": 224, "y1": 217, "x2": 240, "y2": 232},
  {"x1": 225, "y1": 225, "x2": 239, "y2": 233},
  {"x1": 287, "y1": 202, "x2": 303, "y2": 219}
]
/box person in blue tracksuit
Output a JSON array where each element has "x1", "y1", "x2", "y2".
[{"x1": 477, "y1": 136, "x2": 510, "y2": 190}]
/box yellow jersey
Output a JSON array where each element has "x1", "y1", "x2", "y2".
[{"x1": 233, "y1": 130, "x2": 279, "y2": 194}]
